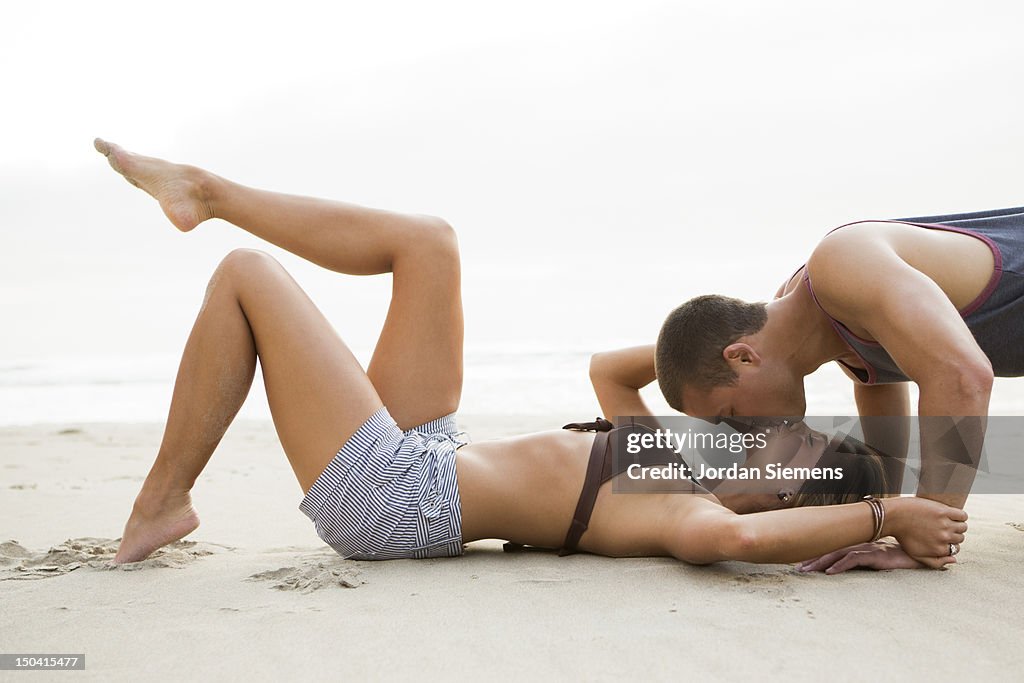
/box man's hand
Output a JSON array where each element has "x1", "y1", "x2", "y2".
[{"x1": 796, "y1": 540, "x2": 957, "y2": 574}]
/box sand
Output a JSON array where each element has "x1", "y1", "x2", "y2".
[{"x1": 1, "y1": 417, "x2": 1023, "y2": 681}]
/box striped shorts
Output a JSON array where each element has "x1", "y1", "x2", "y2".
[{"x1": 299, "y1": 406, "x2": 467, "y2": 560}]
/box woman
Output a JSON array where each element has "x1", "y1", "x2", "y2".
[{"x1": 94, "y1": 139, "x2": 966, "y2": 571}]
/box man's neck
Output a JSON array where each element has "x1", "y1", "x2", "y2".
[{"x1": 760, "y1": 285, "x2": 850, "y2": 378}]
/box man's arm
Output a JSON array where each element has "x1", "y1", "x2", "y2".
[
  {"x1": 589, "y1": 345, "x2": 656, "y2": 422},
  {"x1": 853, "y1": 382, "x2": 911, "y2": 495},
  {"x1": 808, "y1": 231, "x2": 992, "y2": 510}
]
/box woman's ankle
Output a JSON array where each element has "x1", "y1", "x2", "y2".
[
  {"x1": 186, "y1": 165, "x2": 221, "y2": 220},
  {"x1": 133, "y1": 480, "x2": 193, "y2": 517}
]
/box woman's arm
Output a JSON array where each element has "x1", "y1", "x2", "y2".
[
  {"x1": 589, "y1": 345, "x2": 657, "y2": 421},
  {"x1": 671, "y1": 496, "x2": 967, "y2": 570}
]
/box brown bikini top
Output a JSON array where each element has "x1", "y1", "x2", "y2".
[{"x1": 503, "y1": 417, "x2": 690, "y2": 556}]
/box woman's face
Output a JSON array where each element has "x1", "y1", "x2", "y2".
[{"x1": 703, "y1": 421, "x2": 831, "y2": 513}]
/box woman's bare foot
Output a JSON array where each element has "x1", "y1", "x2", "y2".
[
  {"x1": 94, "y1": 138, "x2": 215, "y2": 232},
  {"x1": 114, "y1": 490, "x2": 201, "y2": 564}
]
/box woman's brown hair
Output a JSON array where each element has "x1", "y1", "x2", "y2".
[{"x1": 789, "y1": 434, "x2": 893, "y2": 508}]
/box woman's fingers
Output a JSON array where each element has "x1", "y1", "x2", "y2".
[
  {"x1": 823, "y1": 550, "x2": 877, "y2": 574},
  {"x1": 796, "y1": 544, "x2": 873, "y2": 573},
  {"x1": 919, "y1": 555, "x2": 955, "y2": 570},
  {"x1": 798, "y1": 508, "x2": 967, "y2": 575},
  {"x1": 796, "y1": 550, "x2": 845, "y2": 573}
]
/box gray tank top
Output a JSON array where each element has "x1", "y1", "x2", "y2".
[{"x1": 802, "y1": 206, "x2": 1024, "y2": 385}]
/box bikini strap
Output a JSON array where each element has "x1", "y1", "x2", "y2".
[
  {"x1": 562, "y1": 417, "x2": 615, "y2": 432},
  {"x1": 502, "y1": 417, "x2": 616, "y2": 556},
  {"x1": 559, "y1": 425, "x2": 616, "y2": 555}
]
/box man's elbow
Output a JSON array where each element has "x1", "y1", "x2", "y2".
[
  {"x1": 950, "y1": 358, "x2": 994, "y2": 403},
  {"x1": 921, "y1": 356, "x2": 993, "y2": 406},
  {"x1": 961, "y1": 361, "x2": 994, "y2": 396}
]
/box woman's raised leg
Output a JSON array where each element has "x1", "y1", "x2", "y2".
[
  {"x1": 95, "y1": 138, "x2": 463, "y2": 429},
  {"x1": 114, "y1": 248, "x2": 384, "y2": 564},
  {"x1": 96, "y1": 139, "x2": 466, "y2": 562}
]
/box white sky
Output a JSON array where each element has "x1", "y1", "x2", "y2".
[{"x1": 3, "y1": 0, "x2": 1024, "y2": 376}]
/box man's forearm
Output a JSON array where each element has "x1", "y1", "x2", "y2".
[
  {"x1": 854, "y1": 383, "x2": 910, "y2": 496},
  {"x1": 590, "y1": 345, "x2": 656, "y2": 388},
  {"x1": 916, "y1": 377, "x2": 991, "y2": 508},
  {"x1": 589, "y1": 345, "x2": 657, "y2": 421}
]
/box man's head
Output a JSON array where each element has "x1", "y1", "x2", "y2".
[{"x1": 655, "y1": 294, "x2": 806, "y2": 418}]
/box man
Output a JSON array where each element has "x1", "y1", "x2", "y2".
[{"x1": 593, "y1": 208, "x2": 1023, "y2": 571}]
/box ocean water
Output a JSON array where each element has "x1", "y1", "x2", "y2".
[
  {"x1": 5, "y1": 343, "x2": 1024, "y2": 428},
  {"x1": 0, "y1": 347, "x2": 818, "y2": 426},
  {"x1": 0, "y1": 348, "x2": 595, "y2": 426}
]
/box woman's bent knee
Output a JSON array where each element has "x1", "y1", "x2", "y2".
[
  {"x1": 219, "y1": 247, "x2": 279, "y2": 273},
  {"x1": 409, "y1": 216, "x2": 459, "y2": 265},
  {"x1": 205, "y1": 249, "x2": 283, "y2": 301},
  {"x1": 432, "y1": 217, "x2": 459, "y2": 253}
]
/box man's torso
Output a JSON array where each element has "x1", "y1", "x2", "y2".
[{"x1": 780, "y1": 209, "x2": 1024, "y2": 383}]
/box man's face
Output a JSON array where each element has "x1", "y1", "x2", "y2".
[{"x1": 680, "y1": 364, "x2": 807, "y2": 421}]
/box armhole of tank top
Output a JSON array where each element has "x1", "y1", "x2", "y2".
[
  {"x1": 890, "y1": 220, "x2": 1004, "y2": 317},
  {"x1": 802, "y1": 268, "x2": 878, "y2": 385},
  {"x1": 835, "y1": 358, "x2": 871, "y2": 385},
  {"x1": 776, "y1": 264, "x2": 805, "y2": 299}
]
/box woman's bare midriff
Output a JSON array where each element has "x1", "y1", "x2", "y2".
[
  {"x1": 454, "y1": 428, "x2": 707, "y2": 557},
  {"x1": 454, "y1": 429, "x2": 591, "y2": 548}
]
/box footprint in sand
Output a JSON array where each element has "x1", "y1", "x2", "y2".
[
  {"x1": 0, "y1": 537, "x2": 231, "y2": 580},
  {"x1": 0, "y1": 540, "x2": 32, "y2": 567},
  {"x1": 247, "y1": 550, "x2": 364, "y2": 593},
  {"x1": 730, "y1": 571, "x2": 795, "y2": 598},
  {"x1": 733, "y1": 571, "x2": 787, "y2": 584}
]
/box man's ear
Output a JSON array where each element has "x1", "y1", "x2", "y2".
[{"x1": 722, "y1": 342, "x2": 761, "y2": 368}]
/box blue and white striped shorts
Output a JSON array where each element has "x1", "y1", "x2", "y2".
[{"x1": 299, "y1": 406, "x2": 467, "y2": 560}]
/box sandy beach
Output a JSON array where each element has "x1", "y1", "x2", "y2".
[{"x1": 2, "y1": 416, "x2": 1022, "y2": 681}]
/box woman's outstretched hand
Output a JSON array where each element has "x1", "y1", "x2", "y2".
[
  {"x1": 798, "y1": 497, "x2": 968, "y2": 573},
  {"x1": 796, "y1": 540, "x2": 941, "y2": 574}
]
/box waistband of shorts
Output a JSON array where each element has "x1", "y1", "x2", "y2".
[{"x1": 405, "y1": 412, "x2": 459, "y2": 438}]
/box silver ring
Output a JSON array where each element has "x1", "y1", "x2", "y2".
[{"x1": 949, "y1": 543, "x2": 961, "y2": 556}]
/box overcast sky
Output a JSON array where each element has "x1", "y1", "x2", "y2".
[{"x1": 3, "y1": 0, "x2": 1024, "y2": 365}]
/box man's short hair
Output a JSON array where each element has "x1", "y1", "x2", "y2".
[{"x1": 656, "y1": 294, "x2": 768, "y2": 412}]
